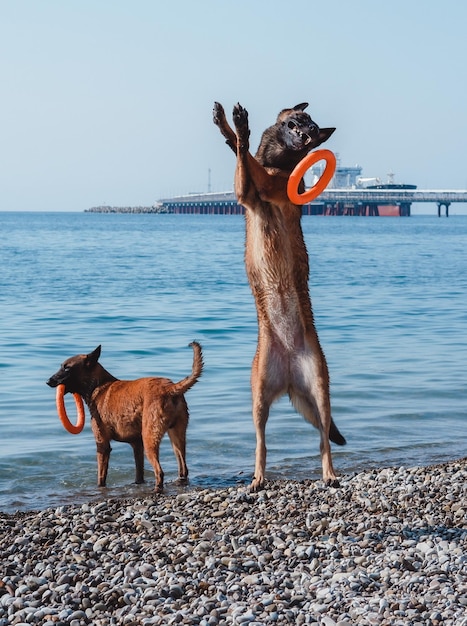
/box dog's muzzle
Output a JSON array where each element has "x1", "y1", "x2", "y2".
[{"x1": 287, "y1": 120, "x2": 314, "y2": 146}]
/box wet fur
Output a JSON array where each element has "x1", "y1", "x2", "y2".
[
  {"x1": 213, "y1": 101, "x2": 345, "y2": 490},
  {"x1": 47, "y1": 342, "x2": 203, "y2": 492}
]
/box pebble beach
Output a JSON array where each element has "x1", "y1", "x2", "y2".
[{"x1": 1, "y1": 459, "x2": 466, "y2": 626}]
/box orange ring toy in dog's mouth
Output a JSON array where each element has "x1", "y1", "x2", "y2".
[
  {"x1": 287, "y1": 149, "x2": 336, "y2": 205},
  {"x1": 56, "y1": 384, "x2": 85, "y2": 434}
]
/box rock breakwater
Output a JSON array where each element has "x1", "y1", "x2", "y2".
[{"x1": 85, "y1": 205, "x2": 170, "y2": 214}]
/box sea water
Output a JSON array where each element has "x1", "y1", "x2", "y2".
[{"x1": 0, "y1": 211, "x2": 466, "y2": 511}]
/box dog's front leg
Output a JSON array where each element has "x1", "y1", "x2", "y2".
[
  {"x1": 130, "y1": 438, "x2": 145, "y2": 484},
  {"x1": 91, "y1": 421, "x2": 111, "y2": 486},
  {"x1": 232, "y1": 103, "x2": 253, "y2": 207},
  {"x1": 232, "y1": 104, "x2": 276, "y2": 207},
  {"x1": 95, "y1": 440, "x2": 111, "y2": 487},
  {"x1": 213, "y1": 102, "x2": 237, "y2": 153}
]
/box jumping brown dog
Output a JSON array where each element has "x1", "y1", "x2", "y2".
[
  {"x1": 46, "y1": 342, "x2": 203, "y2": 492},
  {"x1": 213, "y1": 101, "x2": 346, "y2": 490}
]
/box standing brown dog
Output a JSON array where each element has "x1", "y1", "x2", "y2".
[
  {"x1": 47, "y1": 342, "x2": 203, "y2": 492},
  {"x1": 213, "y1": 101, "x2": 346, "y2": 490}
]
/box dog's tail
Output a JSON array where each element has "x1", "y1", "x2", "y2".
[
  {"x1": 168, "y1": 342, "x2": 204, "y2": 396},
  {"x1": 330, "y1": 418, "x2": 346, "y2": 446}
]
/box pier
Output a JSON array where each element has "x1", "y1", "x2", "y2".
[{"x1": 160, "y1": 189, "x2": 467, "y2": 217}]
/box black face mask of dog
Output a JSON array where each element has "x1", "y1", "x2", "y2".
[{"x1": 256, "y1": 103, "x2": 335, "y2": 170}]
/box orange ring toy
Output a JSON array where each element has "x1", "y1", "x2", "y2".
[
  {"x1": 287, "y1": 149, "x2": 336, "y2": 205},
  {"x1": 56, "y1": 384, "x2": 85, "y2": 434}
]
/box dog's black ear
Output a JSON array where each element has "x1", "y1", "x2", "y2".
[
  {"x1": 317, "y1": 127, "x2": 336, "y2": 145},
  {"x1": 293, "y1": 102, "x2": 309, "y2": 111},
  {"x1": 87, "y1": 345, "x2": 101, "y2": 365}
]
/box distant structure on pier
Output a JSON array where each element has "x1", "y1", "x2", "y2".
[
  {"x1": 307, "y1": 158, "x2": 417, "y2": 216},
  {"x1": 158, "y1": 159, "x2": 467, "y2": 217}
]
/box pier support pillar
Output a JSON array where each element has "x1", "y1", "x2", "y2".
[
  {"x1": 399, "y1": 203, "x2": 411, "y2": 217},
  {"x1": 437, "y1": 202, "x2": 450, "y2": 217}
]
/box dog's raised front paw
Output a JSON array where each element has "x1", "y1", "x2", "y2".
[
  {"x1": 213, "y1": 101, "x2": 226, "y2": 127},
  {"x1": 233, "y1": 103, "x2": 250, "y2": 153},
  {"x1": 233, "y1": 103, "x2": 249, "y2": 137}
]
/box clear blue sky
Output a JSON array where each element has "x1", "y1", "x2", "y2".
[{"x1": 1, "y1": 0, "x2": 466, "y2": 212}]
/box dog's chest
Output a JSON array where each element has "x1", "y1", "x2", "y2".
[{"x1": 245, "y1": 208, "x2": 309, "y2": 349}]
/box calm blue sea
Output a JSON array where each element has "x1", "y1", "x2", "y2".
[{"x1": 0, "y1": 211, "x2": 466, "y2": 512}]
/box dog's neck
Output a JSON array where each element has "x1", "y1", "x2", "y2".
[
  {"x1": 255, "y1": 136, "x2": 309, "y2": 172},
  {"x1": 81, "y1": 363, "x2": 118, "y2": 405}
]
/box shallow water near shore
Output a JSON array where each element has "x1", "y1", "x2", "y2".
[{"x1": 0, "y1": 211, "x2": 466, "y2": 512}]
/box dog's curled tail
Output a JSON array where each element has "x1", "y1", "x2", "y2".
[{"x1": 169, "y1": 341, "x2": 204, "y2": 396}]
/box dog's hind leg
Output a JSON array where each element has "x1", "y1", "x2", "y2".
[
  {"x1": 143, "y1": 442, "x2": 164, "y2": 493},
  {"x1": 251, "y1": 398, "x2": 270, "y2": 492},
  {"x1": 129, "y1": 437, "x2": 145, "y2": 484},
  {"x1": 288, "y1": 383, "x2": 341, "y2": 488},
  {"x1": 250, "y1": 354, "x2": 278, "y2": 492},
  {"x1": 288, "y1": 345, "x2": 345, "y2": 486},
  {"x1": 167, "y1": 415, "x2": 189, "y2": 484},
  {"x1": 250, "y1": 344, "x2": 289, "y2": 491},
  {"x1": 142, "y1": 416, "x2": 165, "y2": 493}
]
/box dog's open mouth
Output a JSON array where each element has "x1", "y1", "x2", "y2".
[{"x1": 287, "y1": 120, "x2": 313, "y2": 146}]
